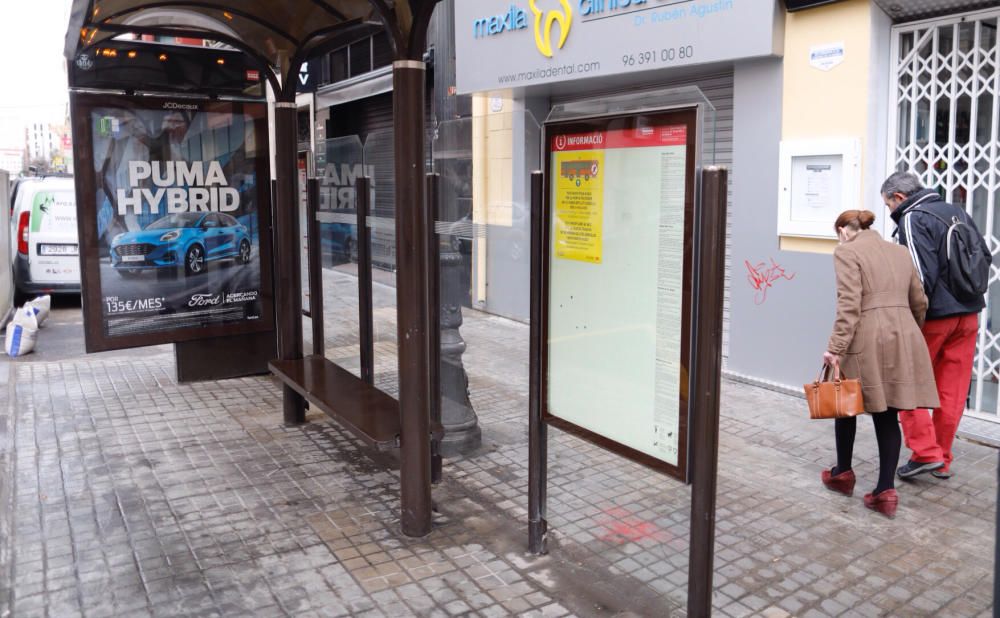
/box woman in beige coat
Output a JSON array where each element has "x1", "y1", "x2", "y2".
[{"x1": 821, "y1": 210, "x2": 939, "y2": 518}]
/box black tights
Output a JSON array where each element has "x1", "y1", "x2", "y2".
[{"x1": 833, "y1": 409, "x2": 901, "y2": 495}]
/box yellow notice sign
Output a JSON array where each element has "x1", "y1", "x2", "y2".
[{"x1": 554, "y1": 150, "x2": 604, "y2": 263}]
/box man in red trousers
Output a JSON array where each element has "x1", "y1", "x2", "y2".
[{"x1": 882, "y1": 171, "x2": 992, "y2": 480}]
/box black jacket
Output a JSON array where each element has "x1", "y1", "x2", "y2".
[{"x1": 891, "y1": 188, "x2": 990, "y2": 320}]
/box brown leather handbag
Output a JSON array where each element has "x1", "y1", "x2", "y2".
[{"x1": 804, "y1": 364, "x2": 865, "y2": 419}]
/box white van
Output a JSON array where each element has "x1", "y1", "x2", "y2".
[{"x1": 9, "y1": 176, "x2": 80, "y2": 299}]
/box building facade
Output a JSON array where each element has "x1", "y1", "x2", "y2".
[
  {"x1": 0, "y1": 148, "x2": 24, "y2": 177},
  {"x1": 26, "y1": 121, "x2": 55, "y2": 165},
  {"x1": 297, "y1": 0, "x2": 1000, "y2": 422},
  {"x1": 24, "y1": 121, "x2": 72, "y2": 173}
]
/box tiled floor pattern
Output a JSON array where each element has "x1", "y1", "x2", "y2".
[{"x1": 1, "y1": 268, "x2": 995, "y2": 617}]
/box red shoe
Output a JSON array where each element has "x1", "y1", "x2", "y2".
[
  {"x1": 821, "y1": 468, "x2": 856, "y2": 496},
  {"x1": 863, "y1": 489, "x2": 899, "y2": 518}
]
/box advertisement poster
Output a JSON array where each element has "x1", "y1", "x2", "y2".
[
  {"x1": 553, "y1": 147, "x2": 604, "y2": 263},
  {"x1": 72, "y1": 94, "x2": 274, "y2": 351},
  {"x1": 545, "y1": 111, "x2": 694, "y2": 480}
]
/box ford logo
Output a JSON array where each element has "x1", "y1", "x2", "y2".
[{"x1": 188, "y1": 293, "x2": 221, "y2": 307}]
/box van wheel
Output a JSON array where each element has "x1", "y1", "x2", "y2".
[
  {"x1": 185, "y1": 245, "x2": 206, "y2": 276},
  {"x1": 13, "y1": 287, "x2": 29, "y2": 307}
]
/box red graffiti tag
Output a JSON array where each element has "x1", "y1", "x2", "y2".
[{"x1": 745, "y1": 258, "x2": 796, "y2": 305}]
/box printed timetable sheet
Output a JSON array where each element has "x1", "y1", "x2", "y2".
[{"x1": 547, "y1": 120, "x2": 689, "y2": 468}]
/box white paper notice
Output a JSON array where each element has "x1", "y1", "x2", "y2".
[
  {"x1": 653, "y1": 149, "x2": 686, "y2": 463},
  {"x1": 805, "y1": 164, "x2": 833, "y2": 211}
]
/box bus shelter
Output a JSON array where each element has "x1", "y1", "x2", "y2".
[{"x1": 65, "y1": 0, "x2": 443, "y2": 537}]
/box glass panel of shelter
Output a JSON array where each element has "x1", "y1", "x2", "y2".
[
  {"x1": 309, "y1": 135, "x2": 365, "y2": 377},
  {"x1": 431, "y1": 111, "x2": 542, "y2": 452},
  {"x1": 361, "y1": 129, "x2": 401, "y2": 397},
  {"x1": 303, "y1": 112, "x2": 548, "y2": 440}
]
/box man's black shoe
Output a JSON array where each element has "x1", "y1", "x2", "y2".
[{"x1": 897, "y1": 460, "x2": 945, "y2": 479}]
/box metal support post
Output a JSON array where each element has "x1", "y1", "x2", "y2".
[
  {"x1": 528, "y1": 171, "x2": 548, "y2": 554},
  {"x1": 274, "y1": 102, "x2": 306, "y2": 424},
  {"x1": 687, "y1": 167, "x2": 728, "y2": 617},
  {"x1": 355, "y1": 177, "x2": 375, "y2": 385},
  {"x1": 393, "y1": 60, "x2": 433, "y2": 537},
  {"x1": 307, "y1": 178, "x2": 324, "y2": 357},
  {"x1": 427, "y1": 173, "x2": 444, "y2": 484}
]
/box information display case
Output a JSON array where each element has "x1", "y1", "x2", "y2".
[
  {"x1": 541, "y1": 106, "x2": 700, "y2": 481},
  {"x1": 776, "y1": 137, "x2": 861, "y2": 239}
]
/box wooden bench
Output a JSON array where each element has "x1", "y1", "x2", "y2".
[{"x1": 269, "y1": 355, "x2": 400, "y2": 450}]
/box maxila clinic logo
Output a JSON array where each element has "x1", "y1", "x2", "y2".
[
  {"x1": 531, "y1": 0, "x2": 572, "y2": 58},
  {"x1": 472, "y1": 0, "x2": 572, "y2": 58}
]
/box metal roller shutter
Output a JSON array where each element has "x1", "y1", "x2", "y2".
[
  {"x1": 325, "y1": 91, "x2": 434, "y2": 270},
  {"x1": 327, "y1": 92, "x2": 394, "y2": 218},
  {"x1": 550, "y1": 70, "x2": 735, "y2": 363},
  {"x1": 326, "y1": 92, "x2": 395, "y2": 138}
]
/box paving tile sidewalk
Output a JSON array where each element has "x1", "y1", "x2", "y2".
[{"x1": 1, "y1": 268, "x2": 996, "y2": 617}]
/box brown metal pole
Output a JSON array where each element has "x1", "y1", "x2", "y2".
[
  {"x1": 274, "y1": 102, "x2": 306, "y2": 424},
  {"x1": 307, "y1": 178, "x2": 324, "y2": 357},
  {"x1": 393, "y1": 60, "x2": 432, "y2": 537},
  {"x1": 528, "y1": 170, "x2": 548, "y2": 554},
  {"x1": 687, "y1": 166, "x2": 728, "y2": 617},
  {"x1": 356, "y1": 176, "x2": 375, "y2": 385},
  {"x1": 427, "y1": 173, "x2": 443, "y2": 485}
]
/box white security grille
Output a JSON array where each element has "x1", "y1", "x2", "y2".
[{"x1": 889, "y1": 9, "x2": 1000, "y2": 420}]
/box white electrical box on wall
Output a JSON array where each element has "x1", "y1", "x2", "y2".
[{"x1": 777, "y1": 138, "x2": 861, "y2": 239}]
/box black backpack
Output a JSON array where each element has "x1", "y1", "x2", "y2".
[{"x1": 910, "y1": 206, "x2": 991, "y2": 302}]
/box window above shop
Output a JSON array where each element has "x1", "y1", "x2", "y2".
[{"x1": 319, "y1": 33, "x2": 392, "y2": 88}]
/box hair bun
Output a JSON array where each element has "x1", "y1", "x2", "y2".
[{"x1": 857, "y1": 210, "x2": 876, "y2": 229}]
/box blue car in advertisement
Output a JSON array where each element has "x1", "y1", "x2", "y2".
[{"x1": 109, "y1": 212, "x2": 252, "y2": 277}]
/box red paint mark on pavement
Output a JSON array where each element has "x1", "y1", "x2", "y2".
[
  {"x1": 745, "y1": 258, "x2": 796, "y2": 305},
  {"x1": 597, "y1": 508, "x2": 669, "y2": 544}
]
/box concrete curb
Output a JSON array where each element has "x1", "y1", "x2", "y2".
[
  {"x1": 957, "y1": 427, "x2": 1000, "y2": 449},
  {"x1": 724, "y1": 370, "x2": 1000, "y2": 452},
  {"x1": 0, "y1": 359, "x2": 16, "y2": 618}
]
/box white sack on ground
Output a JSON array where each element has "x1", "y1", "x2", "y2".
[
  {"x1": 5, "y1": 306, "x2": 39, "y2": 357},
  {"x1": 25, "y1": 295, "x2": 51, "y2": 326}
]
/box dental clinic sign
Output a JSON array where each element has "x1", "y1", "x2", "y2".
[{"x1": 455, "y1": 0, "x2": 782, "y2": 93}]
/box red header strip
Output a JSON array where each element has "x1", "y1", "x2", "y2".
[{"x1": 552, "y1": 125, "x2": 687, "y2": 152}]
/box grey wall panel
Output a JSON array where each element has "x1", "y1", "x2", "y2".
[
  {"x1": 482, "y1": 106, "x2": 540, "y2": 322},
  {"x1": 728, "y1": 58, "x2": 836, "y2": 390}
]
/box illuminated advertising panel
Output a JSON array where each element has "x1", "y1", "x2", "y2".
[{"x1": 71, "y1": 93, "x2": 274, "y2": 352}]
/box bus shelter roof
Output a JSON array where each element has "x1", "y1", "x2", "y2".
[{"x1": 65, "y1": 0, "x2": 437, "y2": 98}]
